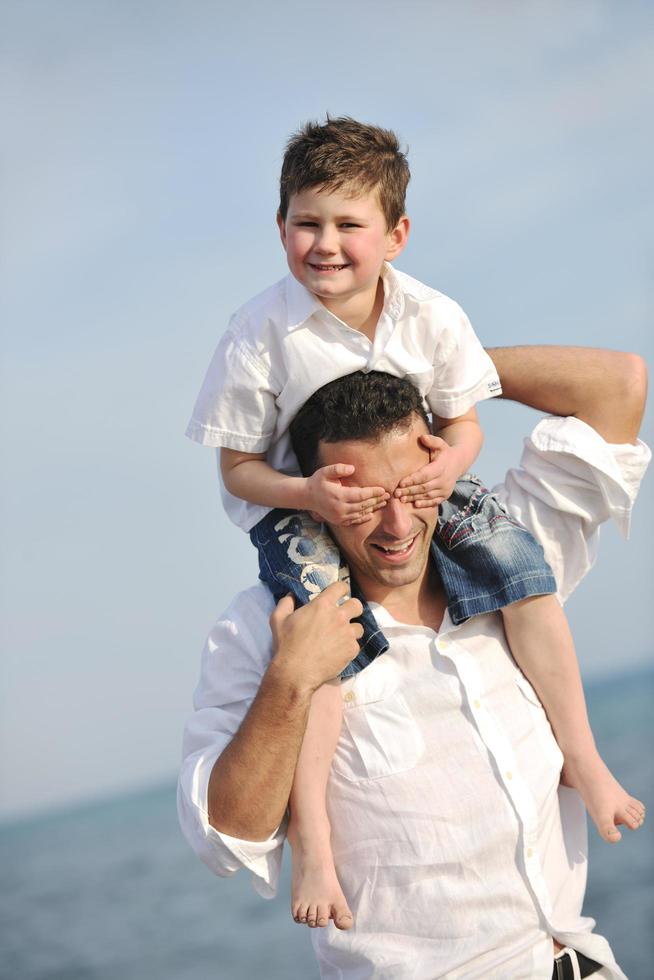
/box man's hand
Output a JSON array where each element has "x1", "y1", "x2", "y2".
[
  {"x1": 394, "y1": 435, "x2": 461, "y2": 507},
  {"x1": 304, "y1": 464, "x2": 389, "y2": 525},
  {"x1": 270, "y1": 582, "x2": 364, "y2": 693}
]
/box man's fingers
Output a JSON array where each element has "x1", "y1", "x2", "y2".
[
  {"x1": 273, "y1": 583, "x2": 362, "y2": 622},
  {"x1": 269, "y1": 594, "x2": 296, "y2": 636},
  {"x1": 318, "y1": 581, "x2": 352, "y2": 604},
  {"x1": 339, "y1": 595, "x2": 364, "y2": 620}
]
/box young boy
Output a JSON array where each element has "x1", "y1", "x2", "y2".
[{"x1": 186, "y1": 117, "x2": 645, "y2": 931}]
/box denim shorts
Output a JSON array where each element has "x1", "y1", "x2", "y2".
[{"x1": 250, "y1": 475, "x2": 556, "y2": 679}]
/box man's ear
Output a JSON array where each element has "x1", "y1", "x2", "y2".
[
  {"x1": 385, "y1": 215, "x2": 410, "y2": 262},
  {"x1": 276, "y1": 210, "x2": 288, "y2": 251}
]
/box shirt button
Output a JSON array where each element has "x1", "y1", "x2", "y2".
[
  {"x1": 343, "y1": 691, "x2": 355, "y2": 703},
  {"x1": 506, "y1": 771, "x2": 513, "y2": 780},
  {"x1": 439, "y1": 637, "x2": 451, "y2": 650},
  {"x1": 473, "y1": 699, "x2": 481, "y2": 709},
  {"x1": 527, "y1": 848, "x2": 533, "y2": 858}
]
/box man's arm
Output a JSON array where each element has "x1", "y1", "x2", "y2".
[
  {"x1": 206, "y1": 583, "x2": 363, "y2": 841},
  {"x1": 487, "y1": 346, "x2": 647, "y2": 444}
]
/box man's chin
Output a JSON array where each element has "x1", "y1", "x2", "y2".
[{"x1": 366, "y1": 549, "x2": 429, "y2": 587}]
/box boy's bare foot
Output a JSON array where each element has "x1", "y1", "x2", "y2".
[
  {"x1": 562, "y1": 751, "x2": 646, "y2": 843},
  {"x1": 291, "y1": 846, "x2": 353, "y2": 930}
]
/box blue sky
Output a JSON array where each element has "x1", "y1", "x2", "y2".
[{"x1": 1, "y1": 0, "x2": 653, "y2": 820}]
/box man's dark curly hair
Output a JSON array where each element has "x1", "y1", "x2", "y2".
[{"x1": 289, "y1": 371, "x2": 429, "y2": 477}]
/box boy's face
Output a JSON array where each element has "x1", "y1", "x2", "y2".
[{"x1": 277, "y1": 185, "x2": 409, "y2": 317}]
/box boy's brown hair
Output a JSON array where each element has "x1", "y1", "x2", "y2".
[{"x1": 279, "y1": 116, "x2": 410, "y2": 231}]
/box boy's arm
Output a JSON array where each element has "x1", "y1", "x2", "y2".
[
  {"x1": 487, "y1": 346, "x2": 647, "y2": 444},
  {"x1": 395, "y1": 406, "x2": 483, "y2": 507},
  {"x1": 221, "y1": 448, "x2": 389, "y2": 526},
  {"x1": 432, "y1": 406, "x2": 484, "y2": 475}
]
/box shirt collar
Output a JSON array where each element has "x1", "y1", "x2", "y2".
[
  {"x1": 284, "y1": 274, "x2": 324, "y2": 331},
  {"x1": 284, "y1": 262, "x2": 405, "y2": 332}
]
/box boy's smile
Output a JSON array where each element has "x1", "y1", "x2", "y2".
[{"x1": 277, "y1": 185, "x2": 409, "y2": 331}]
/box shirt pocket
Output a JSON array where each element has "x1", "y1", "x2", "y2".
[{"x1": 333, "y1": 683, "x2": 426, "y2": 782}]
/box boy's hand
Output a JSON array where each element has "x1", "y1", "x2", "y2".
[
  {"x1": 305, "y1": 464, "x2": 389, "y2": 526},
  {"x1": 395, "y1": 435, "x2": 461, "y2": 507}
]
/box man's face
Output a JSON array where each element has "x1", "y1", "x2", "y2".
[
  {"x1": 317, "y1": 415, "x2": 438, "y2": 603},
  {"x1": 277, "y1": 185, "x2": 408, "y2": 318}
]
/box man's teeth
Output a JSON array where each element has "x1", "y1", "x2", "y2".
[{"x1": 378, "y1": 539, "x2": 415, "y2": 553}]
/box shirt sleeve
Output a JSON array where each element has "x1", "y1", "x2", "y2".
[
  {"x1": 427, "y1": 300, "x2": 502, "y2": 418},
  {"x1": 185, "y1": 323, "x2": 279, "y2": 452},
  {"x1": 177, "y1": 588, "x2": 286, "y2": 898},
  {"x1": 493, "y1": 416, "x2": 651, "y2": 603}
]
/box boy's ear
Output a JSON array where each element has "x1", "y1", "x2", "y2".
[
  {"x1": 276, "y1": 210, "x2": 288, "y2": 251},
  {"x1": 385, "y1": 215, "x2": 410, "y2": 261}
]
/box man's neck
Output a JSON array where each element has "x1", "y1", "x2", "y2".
[{"x1": 368, "y1": 563, "x2": 447, "y2": 632}]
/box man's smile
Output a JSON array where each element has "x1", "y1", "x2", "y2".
[{"x1": 369, "y1": 529, "x2": 422, "y2": 563}]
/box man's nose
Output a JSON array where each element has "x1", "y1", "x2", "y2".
[{"x1": 378, "y1": 496, "x2": 414, "y2": 539}]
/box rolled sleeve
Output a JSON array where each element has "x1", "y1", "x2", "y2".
[
  {"x1": 177, "y1": 751, "x2": 286, "y2": 898},
  {"x1": 495, "y1": 416, "x2": 651, "y2": 602}
]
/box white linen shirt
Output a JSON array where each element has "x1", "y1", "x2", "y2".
[
  {"x1": 178, "y1": 417, "x2": 650, "y2": 979},
  {"x1": 185, "y1": 264, "x2": 501, "y2": 532}
]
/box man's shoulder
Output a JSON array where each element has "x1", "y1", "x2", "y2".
[{"x1": 217, "y1": 583, "x2": 277, "y2": 634}]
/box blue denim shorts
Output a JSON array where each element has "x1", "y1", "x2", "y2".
[{"x1": 250, "y1": 475, "x2": 556, "y2": 679}]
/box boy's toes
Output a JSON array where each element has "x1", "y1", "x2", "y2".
[
  {"x1": 293, "y1": 902, "x2": 309, "y2": 924},
  {"x1": 624, "y1": 802, "x2": 646, "y2": 830},
  {"x1": 602, "y1": 822, "x2": 622, "y2": 843},
  {"x1": 316, "y1": 904, "x2": 330, "y2": 928},
  {"x1": 332, "y1": 903, "x2": 354, "y2": 931},
  {"x1": 306, "y1": 903, "x2": 319, "y2": 928}
]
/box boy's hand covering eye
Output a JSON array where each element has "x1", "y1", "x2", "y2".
[
  {"x1": 395, "y1": 435, "x2": 459, "y2": 506},
  {"x1": 305, "y1": 464, "x2": 389, "y2": 526}
]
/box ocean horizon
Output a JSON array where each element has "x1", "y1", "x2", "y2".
[{"x1": 1, "y1": 667, "x2": 652, "y2": 980}]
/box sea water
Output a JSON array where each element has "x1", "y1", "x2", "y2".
[{"x1": 1, "y1": 669, "x2": 652, "y2": 980}]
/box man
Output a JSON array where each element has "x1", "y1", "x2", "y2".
[{"x1": 178, "y1": 346, "x2": 649, "y2": 979}]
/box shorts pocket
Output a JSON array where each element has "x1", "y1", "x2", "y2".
[{"x1": 333, "y1": 688, "x2": 425, "y2": 782}]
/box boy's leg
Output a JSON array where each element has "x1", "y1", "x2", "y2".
[
  {"x1": 434, "y1": 476, "x2": 646, "y2": 843},
  {"x1": 287, "y1": 680, "x2": 353, "y2": 930},
  {"x1": 502, "y1": 596, "x2": 646, "y2": 842},
  {"x1": 250, "y1": 511, "x2": 370, "y2": 930}
]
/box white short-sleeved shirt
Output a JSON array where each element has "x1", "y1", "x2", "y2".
[
  {"x1": 185, "y1": 264, "x2": 501, "y2": 531},
  {"x1": 178, "y1": 416, "x2": 651, "y2": 979}
]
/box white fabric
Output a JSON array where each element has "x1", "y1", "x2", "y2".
[
  {"x1": 185, "y1": 264, "x2": 501, "y2": 531},
  {"x1": 178, "y1": 417, "x2": 650, "y2": 979}
]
